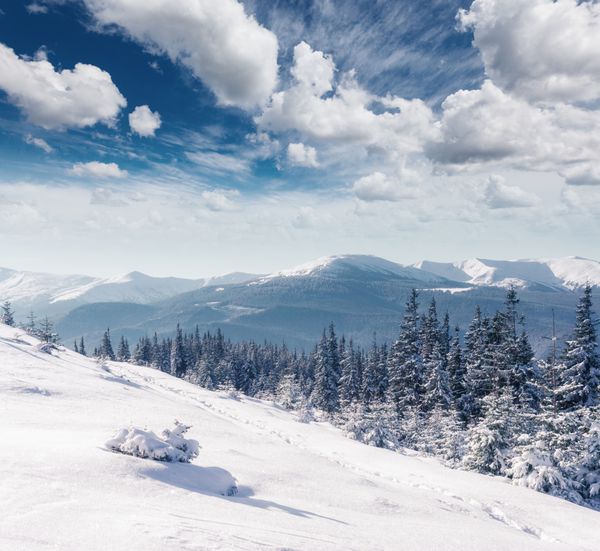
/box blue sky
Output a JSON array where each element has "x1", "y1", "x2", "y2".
[{"x1": 0, "y1": 0, "x2": 599, "y2": 277}]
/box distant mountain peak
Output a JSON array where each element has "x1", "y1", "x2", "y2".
[{"x1": 413, "y1": 256, "x2": 600, "y2": 290}]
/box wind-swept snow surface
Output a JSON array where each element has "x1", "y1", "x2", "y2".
[{"x1": 1, "y1": 323, "x2": 599, "y2": 550}]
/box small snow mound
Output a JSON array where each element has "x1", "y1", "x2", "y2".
[{"x1": 106, "y1": 421, "x2": 199, "y2": 463}]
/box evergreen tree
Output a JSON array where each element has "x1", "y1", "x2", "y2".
[
  {"x1": 311, "y1": 324, "x2": 341, "y2": 413},
  {"x1": 0, "y1": 300, "x2": 15, "y2": 326},
  {"x1": 388, "y1": 290, "x2": 422, "y2": 414},
  {"x1": 464, "y1": 306, "x2": 491, "y2": 419},
  {"x1": 73, "y1": 340, "x2": 79, "y2": 353},
  {"x1": 423, "y1": 340, "x2": 452, "y2": 411},
  {"x1": 462, "y1": 388, "x2": 514, "y2": 475},
  {"x1": 39, "y1": 316, "x2": 58, "y2": 343},
  {"x1": 362, "y1": 336, "x2": 379, "y2": 407},
  {"x1": 117, "y1": 335, "x2": 131, "y2": 361},
  {"x1": 170, "y1": 324, "x2": 187, "y2": 378},
  {"x1": 99, "y1": 328, "x2": 115, "y2": 360},
  {"x1": 340, "y1": 339, "x2": 361, "y2": 407},
  {"x1": 556, "y1": 286, "x2": 599, "y2": 410},
  {"x1": 448, "y1": 325, "x2": 468, "y2": 419},
  {"x1": 24, "y1": 311, "x2": 37, "y2": 336},
  {"x1": 79, "y1": 336, "x2": 86, "y2": 356},
  {"x1": 195, "y1": 357, "x2": 216, "y2": 389}
]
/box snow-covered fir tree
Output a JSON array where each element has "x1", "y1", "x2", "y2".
[
  {"x1": 1, "y1": 300, "x2": 15, "y2": 326},
  {"x1": 556, "y1": 285, "x2": 599, "y2": 410},
  {"x1": 116, "y1": 336, "x2": 131, "y2": 362}
]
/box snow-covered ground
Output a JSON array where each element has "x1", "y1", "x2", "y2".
[{"x1": 1, "y1": 323, "x2": 599, "y2": 551}]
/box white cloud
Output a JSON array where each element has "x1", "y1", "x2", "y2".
[
  {"x1": 352, "y1": 170, "x2": 421, "y2": 202},
  {"x1": 70, "y1": 161, "x2": 128, "y2": 179},
  {"x1": 24, "y1": 134, "x2": 53, "y2": 154},
  {"x1": 257, "y1": 42, "x2": 436, "y2": 155},
  {"x1": 26, "y1": 3, "x2": 49, "y2": 14},
  {"x1": 0, "y1": 43, "x2": 126, "y2": 130},
  {"x1": 290, "y1": 41, "x2": 335, "y2": 97},
  {"x1": 82, "y1": 0, "x2": 278, "y2": 109},
  {"x1": 201, "y1": 190, "x2": 238, "y2": 212},
  {"x1": 287, "y1": 142, "x2": 319, "y2": 168},
  {"x1": 459, "y1": 0, "x2": 600, "y2": 104},
  {"x1": 427, "y1": 80, "x2": 600, "y2": 173},
  {"x1": 560, "y1": 163, "x2": 600, "y2": 186},
  {"x1": 483, "y1": 175, "x2": 539, "y2": 209},
  {"x1": 129, "y1": 105, "x2": 161, "y2": 137}
]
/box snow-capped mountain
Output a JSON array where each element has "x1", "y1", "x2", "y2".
[
  {"x1": 3, "y1": 254, "x2": 598, "y2": 352},
  {"x1": 0, "y1": 266, "x2": 259, "y2": 314},
  {"x1": 261, "y1": 254, "x2": 446, "y2": 283},
  {"x1": 414, "y1": 257, "x2": 600, "y2": 291},
  {"x1": 2, "y1": 322, "x2": 598, "y2": 550}
]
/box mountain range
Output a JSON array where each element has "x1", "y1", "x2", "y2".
[{"x1": 2, "y1": 255, "x2": 599, "y2": 352}]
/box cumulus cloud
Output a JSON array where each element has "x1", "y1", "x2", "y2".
[
  {"x1": 24, "y1": 134, "x2": 53, "y2": 153},
  {"x1": 287, "y1": 142, "x2": 319, "y2": 168},
  {"x1": 459, "y1": 0, "x2": 600, "y2": 104},
  {"x1": 129, "y1": 105, "x2": 161, "y2": 137},
  {"x1": 560, "y1": 163, "x2": 600, "y2": 186},
  {"x1": 483, "y1": 175, "x2": 539, "y2": 209},
  {"x1": 427, "y1": 80, "x2": 600, "y2": 173},
  {"x1": 352, "y1": 170, "x2": 421, "y2": 202},
  {"x1": 257, "y1": 42, "x2": 436, "y2": 155},
  {"x1": 0, "y1": 43, "x2": 126, "y2": 130},
  {"x1": 70, "y1": 161, "x2": 128, "y2": 179},
  {"x1": 82, "y1": 0, "x2": 278, "y2": 109}
]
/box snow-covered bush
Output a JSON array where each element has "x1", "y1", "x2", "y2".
[
  {"x1": 508, "y1": 433, "x2": 578, "y2": 499},
  {"x1": 343, "y1": 403, "x2": 399, "y2": 450},
  {"x1": 106, "y1": 420, "x2": 199, "y2": 463},
  {"x1": 295, "y1": 399, "x2": 316, "y2": 423}
]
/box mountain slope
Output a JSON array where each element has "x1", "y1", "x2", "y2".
[
  {"x1": 1, "y1": 323, "x2": 599, "y2": 550},
  {"x1": 0, "y1": 267, "x2": 259, "y2": 316},
  {"x1": 414, "y1": 257, "x2": 600, "y2": 290}
]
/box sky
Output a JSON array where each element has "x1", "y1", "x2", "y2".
[{"x1": 0, "y1": 0, "x2": 599, "y2": 278}]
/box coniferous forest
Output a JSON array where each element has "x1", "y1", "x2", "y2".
[{"x1": 6, "y1": 286, "x2": 599, "y2": 508}]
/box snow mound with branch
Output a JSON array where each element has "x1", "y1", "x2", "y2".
[{"x1": 106, "y1": 421, "x2": 199, "y2": 463}]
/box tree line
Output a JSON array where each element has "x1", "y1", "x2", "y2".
[{"x1": 2, "y1": 287, "x2": 598, "y2": 508}]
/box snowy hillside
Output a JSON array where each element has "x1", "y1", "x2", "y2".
[
  {"x1": 1, "y1": 323, "x2": 599, "y2": 551},
  {"x1": 414, "y1": 257, "x2": 600, "y2": 290}
]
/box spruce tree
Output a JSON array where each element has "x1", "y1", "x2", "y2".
[
  {"x1": 447, "y1": 326, "x2": 468, "y2": 420},
  {"x1": 39, "y1": 316, "x2": 58, "y2": 343},
  {"x1": 388, "y1": 289, "x2": 422, "y2": 414},
  {"x1": 556, "y1": 285, "x2": 599, "y2": 410},
  {"x1": 99, "y1": 328, "x2": 115, "y2": 360},
  {"x1": 311, "y1": 324, "x2": 341, "y2": 413},
  {"x1": 362, "y1": 336, "x2": 379, "y2": 407},
  {"x1": 170, "y1": 324, "x2": 187, "y2": 378},
  {"x1": 0, "y1": 300, "x2": 15, "y2": 326},
  {"x1": 117, "y1": 335, "x2": 131, "y2": 362},
  {"x1": 339, "y1": 339, "x2": 361, "y2": 407},
  {"x1": 79, "y1": 336, "x2": 86, "y2": 356}
]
